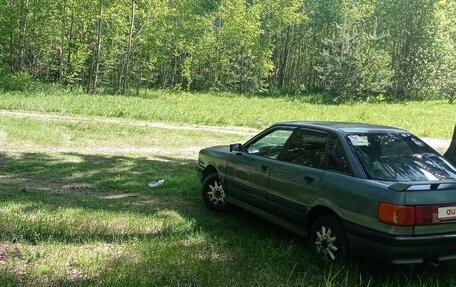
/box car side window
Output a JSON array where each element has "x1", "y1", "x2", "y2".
[
  {"x1": 246, "y1": 129, "x2": 294, "y2": 159},
  {"x1": 327, "y1": 134, "x2": 353, "y2": 175},
  {"x1": 280, "y1": 129, "x2": 328, "y2": 168}
]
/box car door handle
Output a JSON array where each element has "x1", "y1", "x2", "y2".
[
  {"x1": 260, "y1": 165, "x2": 270, "y2": 172},
  {"x1": 304, "y1": 176, "x2": 314, "y2": 184}
]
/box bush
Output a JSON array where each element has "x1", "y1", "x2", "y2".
[
  {"x1": 0, "y1": 71, "x2": 35, "y2": 92},
  {"x1": 0, "y1": 71, "x2": 60, "y2": 93}
]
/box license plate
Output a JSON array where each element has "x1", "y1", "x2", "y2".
[{"x1": 438, "y1": 206, "x2": 456, "y2": 220}]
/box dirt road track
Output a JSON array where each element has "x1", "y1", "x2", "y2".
[{"x1": 0, "y1": 109, "x2": 450, "y2": 150}]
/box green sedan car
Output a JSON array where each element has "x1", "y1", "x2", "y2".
[{"x1": 196, "y1": 122, "x2": 456, "y2": 264}]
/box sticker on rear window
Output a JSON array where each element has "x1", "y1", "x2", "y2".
[{"x1": 348, "y1": 135, "x2": 369, "y2": 146}]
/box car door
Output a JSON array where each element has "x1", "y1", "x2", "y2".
[
  {"x1": 267, "y1": 128, "x2": 328, "y2": 225},
  {"x1": 225, "y1": 127, "x2": 295, "y2": 210}
]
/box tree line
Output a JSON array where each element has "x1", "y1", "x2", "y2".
[{"x1": 0, "y1": 0, "x2": 455, "y2": 102}]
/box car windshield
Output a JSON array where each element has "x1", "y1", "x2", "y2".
[{"x1": 346, "y1": 133, "x2": 456, "y2": 182}]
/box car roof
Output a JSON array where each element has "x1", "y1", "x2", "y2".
[{"x1": 274, "y1": 121, "x2": 408, "y2": 134}]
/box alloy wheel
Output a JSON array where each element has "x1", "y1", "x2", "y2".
[
  {"x1": 207, "y1": 180, "x2": 226, "y2": 206},
  {"x1": 314, "y1": 225, "x2": 338, "y2": 261}
]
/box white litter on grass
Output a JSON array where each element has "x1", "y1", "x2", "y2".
[{"x1": 148, "y1": 179, "x2": 165, "y2": 188}]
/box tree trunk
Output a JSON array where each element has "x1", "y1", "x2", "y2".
[
  {"x1": 91, "y1": 0, "x2": 103, "y2": 92},
  {"x1": 58, "y1": 0, "x2": 68, "y2": 81},
  {"x1": 8, "y1": 0, "x2": 14, "y2": 71},
  {"x1": 87, "y1": 0, "x2": 103, "y2": 92},
  {"x1": 444, "y1": 125, "x2": 456, "y2": 166},
  {"x1": 122, "y1": 0, "x2": 136, "y2": 93},
  {"x1": 19, "y1": 0, "x2": 29, "y2": 72},
  {"x1": 29, "y1": 0, "x2": 37, "y2": 74},
  {"x1": 66, "y1": 8, "x2": 75, "y2": 83},
  {"x1": 277, "y1": 26, "x2": 291, "y2": 88}
]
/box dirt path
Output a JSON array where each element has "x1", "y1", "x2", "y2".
[
  {"x1": 0, "y1": 109, "x2": 451, "y2": 150},
  {"x1": 2, "y1": 146, "x2": 201, "y2": 159},
  {"x1": 0, "y1": 109, "x2": 259, "y2": 136},
  {"x1": 421, "y1": 138, "x2": 451, "y2": 149}
]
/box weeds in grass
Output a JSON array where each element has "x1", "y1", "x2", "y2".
[{"x1": 0, "y1": 90, "x2": 454, "y2": 138}]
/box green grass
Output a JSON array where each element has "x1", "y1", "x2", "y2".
[
  {"x1": 0, "y1": 113, "x2": 249, "y2": 154},
  {"x1": 0, "y1": 93, "x2": 455, "y2": 286},
  {"x1": 0, "y1": 152, "x2": 454, "y2": 287},
  {"x1": 0, "y1": 90, "x2": 454, "y2": 138}
]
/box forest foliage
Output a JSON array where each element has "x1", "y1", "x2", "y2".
[{"x1": 0, "y1": 0, "x2": 455, "y2": 102}]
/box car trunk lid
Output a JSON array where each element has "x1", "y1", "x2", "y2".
[{"x1": 390, "y1": 181, "x2": 456, "y2": 235}]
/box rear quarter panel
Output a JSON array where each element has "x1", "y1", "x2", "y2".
[
  {"x1": 406, "y1": 186, "x2": 456, "y2": 235},
  {"x1": 318, "y1": 171, "x2": 413, "y2": 235}
]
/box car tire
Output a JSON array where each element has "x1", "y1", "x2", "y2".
[
  {"x1": 309, "y1": 215, "x2": 350, "y2": 262},
  {"x1": 202, "y1": 173, "x2": 232, "y2": 211}
]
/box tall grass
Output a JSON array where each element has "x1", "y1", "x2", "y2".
[{"x1": 0, "y1": 90, "x2": 454, "y2": 138}]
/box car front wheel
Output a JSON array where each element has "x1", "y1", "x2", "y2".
[
  {"x1": 202, "y1": 173, "x2": 232, "y2": 211},
  {"x1": 309, "y1": 215, "x2": 349, "y2": 262}
]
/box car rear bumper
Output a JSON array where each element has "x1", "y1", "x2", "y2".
[{"x1": 343, "y1": 221, "x2": 456, "y2": 264}]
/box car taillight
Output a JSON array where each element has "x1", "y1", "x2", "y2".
[
  {"x1": 415, "y1": 205, "x2": 439, "y2": 225},
  {"x1": 378, "y1": 203, "x2": 453, "y2": 226},
  {"x1": 378, "y1": 202, "x2": 415, "y2": 227}
]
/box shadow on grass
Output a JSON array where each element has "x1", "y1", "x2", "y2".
[
  {"x1": 0, "y1": 152, "x2": 454, "y2": 286},
  {"x1": 0, "y1": 152, "x2": 198, "y2": 195},
  {"x1": 0, "y1": 152, "x2": 298, "y2": 242}
]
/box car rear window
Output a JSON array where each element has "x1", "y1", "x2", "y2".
[{"x1": 346, "y1": 133, "x2": 456, "y2": 182}]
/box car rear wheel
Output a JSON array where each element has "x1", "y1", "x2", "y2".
[
  {"x1": 202, "y1": 173, "x2": 232, "y2": 211},
  {"x1": 309, "y1": 215, "x2": 349, "y2": 262}
]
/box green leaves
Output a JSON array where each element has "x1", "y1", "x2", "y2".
[{"x1": 0, "y1": 0, "x2": 454, "y2": 101}]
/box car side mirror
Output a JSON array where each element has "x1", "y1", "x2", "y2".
[{"x1": 230, "y1": 143, "x2": 242, "y2": 153}]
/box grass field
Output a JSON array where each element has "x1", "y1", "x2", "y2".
[
  {"x1": 0, "y1": 91, "x2": 455, "y2": 286},
  {"x1": 0, "y1": 90, "x2": 454, "y2": 138}
]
